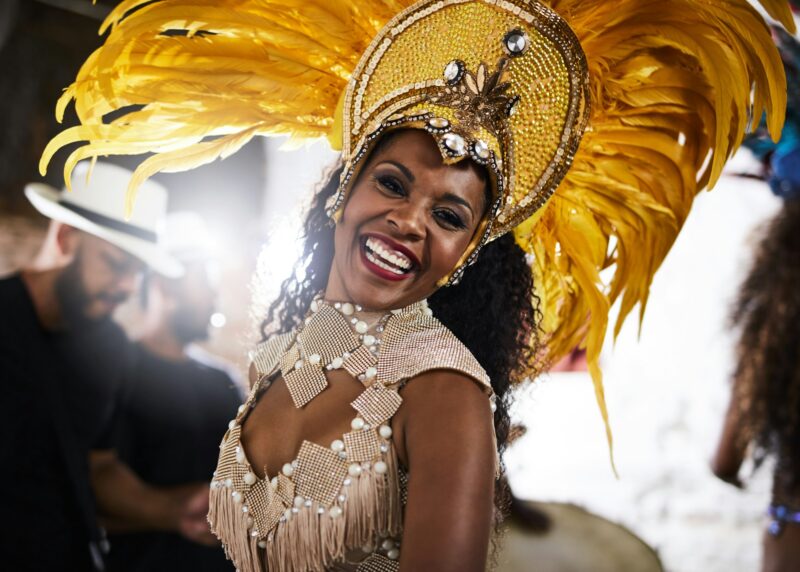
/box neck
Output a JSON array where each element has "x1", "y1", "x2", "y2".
[
  {"x1": 139, "y1": 325, "x2": 188, "y2": 362},
  {"x1": 20, "y1": 268, "x2": 65, "y2": 331}
]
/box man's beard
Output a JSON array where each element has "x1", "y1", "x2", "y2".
[{"x1": 54, "y1": 252, "x2": 126, "y2": 330}]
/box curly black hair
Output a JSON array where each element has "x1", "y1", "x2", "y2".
[
  {"x1": 259, "y1": 137, "x2": 542, "y2": 526},
  {"x1": 731, "y1": 198, "x2": 800, "y2": 492}
]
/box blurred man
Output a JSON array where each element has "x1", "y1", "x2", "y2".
[
  {"x1": 106, "y1": 212, "x2": 242, "y2": 572},
  {"x1": 0, "y1": 162, "x2": 207, "y2": 571}
]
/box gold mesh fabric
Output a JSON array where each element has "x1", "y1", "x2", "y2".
[
  {"x1": 356, "y1": 554, "x2": 400, "y2": 572},
  {"x1": 350, "y1": 386, "x2": 403, "y2": 427},
  {"x1": 343, "y1": 345, "x2": 378, "y2": 378},
  {"x1": 343, "y1": 430, "x2": 382, "y2": 462},
  {"x1": 283, "y1": 363, "x2": 329, "y2": 408},
  {"x1": 252, "y1": 332, "x2": 295, "y2": 378},
  {"x1": 248, "y1": 479, "x2": 285, "y2": 539},
  {"x1": 295, "y1": 441, "x2": 349, "y2": 506},
  {"x1": 377, "y1": 311, "x2": 490, "y2": 391},
  {"x1": 301, "y1": 305, "x2": 361, "y2": 362},
  {"x1": 276, "y1": 474, "x2": 296, "y2": 506},
  {"x1": 215, "y1": 426, "x2": 251, "y2": 487},
  {"x1": 279, "y1": 343, "x2": 300, "y2": 379}
]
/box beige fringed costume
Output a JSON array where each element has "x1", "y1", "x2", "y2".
[{"x1": 208, "y1": 299, "x2": 497, "y2": 571}]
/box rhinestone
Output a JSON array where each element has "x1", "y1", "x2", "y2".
[
  {"x1": 317, "y1": 507, "x2": 325, "y2": 514},
  {"x1": 443, "y1": 133, "x2": 466, "y2": 155},
  {"x1": 443, "y1": 60, "x2": 462, "y2": 83},
  {"x1": 504, "y1": 31, "x2": 527, "y2": 55},
  {"x1": 473, "y1": 140, "x2": 491, "y2": 160},
  {"x1": 428, "y1": 117, "x2": 450, "y2": 129},
  {"x1": 329, "y1": 506, "x2": 343, "y2": 519}
]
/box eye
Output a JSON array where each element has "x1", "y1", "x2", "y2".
[
  {"x1": 375, "y1": 174, "x2": 405, "y2": 196},
  {"x1": 433, "y1": 208, "x2": 467, "y2": 230}
]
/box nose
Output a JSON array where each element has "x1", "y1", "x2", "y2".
[
  {"x1": 386, "y1": 201, "x2": 425, "y2": 240},
  {"x1": 114, "y1": 269, "x2": 140, "y2": 298}
]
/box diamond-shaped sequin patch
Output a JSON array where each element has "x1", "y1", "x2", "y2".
[
  {"x1": 284, "y1": 363, "x2": 328, "y2": 408},
  {"x1": 247, "y1": 479, "x2": 284, "y2": 538},
  {"x1": 351, "y1": 385, "x2": 403, "y2": 426},
  {"x1": 301, "y1": 305, "x2": 360, "y2": 362},
  {"x1": 343, "y1": 429, "x2": 381, "y2": 462},
  {"x1": 343, "y1": 345, "x2": 378, "y2": 378},
  {"x1": 295, "y1": 441, "x2": 348, "y2": 506}
]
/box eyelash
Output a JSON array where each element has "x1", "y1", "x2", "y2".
[{"x1": 373, "y1": 175, "x2": 467, "y2": 230}]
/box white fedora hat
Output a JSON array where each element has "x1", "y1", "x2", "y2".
[{"x1": 25, "y1": 161, "x2": 183, "y2": 278}]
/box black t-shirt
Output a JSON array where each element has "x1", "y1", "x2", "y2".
[
  {"x1": 0, "y1": 274, "x2": 132, "y2": 571},
  {"x1": 106, "y1": 343, "x2": 242, "y2": 572}
]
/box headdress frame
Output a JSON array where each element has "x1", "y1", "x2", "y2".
[{"x1": 323, "y1": 0, "x2": 590, "y2": 285}]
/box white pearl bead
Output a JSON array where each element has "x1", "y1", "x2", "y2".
[
  {"x1": 228, "y1": 420, "x2": 237, "y2": 430},
  {"x1": 331, "y1": 439, "x2": 345, "y2": 452},
  {"x1": 348, "y1": 463, "x2": 362, "y2": 477},
  {"x1": 374, "y1": 461, "x2": 388, "y2": 474},
  {"x1": 270, "y1": 476, "x2": 278, "y2": 489},
  {"x1": 341, "y1": 302, "x2": 354, "y2": 315},
  {"x1": 350, "y1": 417, "x2": 365, "y2": 430},
  {"x1": 294, "y1": 359, "x2": 304, "y2": 370},
  {"x1": 244, "y1": 472, "x2": 257, "y2": 485},
  {"x1": 387, "y1": 548, "x2": 400, "y2": 560},
  {"x1": 331, "y1": 357, "x2": 344, "y2": 369},
  {"x1": 282, "y1": 463, "x2": 294, "y2": 477},
  {"x1": 365, "y1": 366, "x2": 377, "y2": 380},
  {"x1": 232, "y1": 491, "x2": 242, "y2": 503},
  {"x1": 379, "y1": 425, "x2": 393, "y2": 439},
  {"x1": 329, "y1": 506, "x2": 343, "y2": 518},
  {"x1": 308, "y1": 353, "x2": 321, "y2": 365},
  {"x1": 237, "y1": 404, "x2": 246, "y2": 414},
  {"x1": 293, "y1": 495, "x2": 304, "y2": 508},
  {"x1": 235, "y1": 448, "x2": 246, "y2": 464},
  {"x1": 258, "y1": 540, "x2": 267, "y2": 549},
  {"x1": 363, "y1": 334, "x2": 376, "y2": 346},
  {"x1": 355, "y1": 320, "x2": 368, "y2": 334},
  {"x1": 310, "y1": 300, "x2": 319, "y2": 312},
  {"x1": 490, "y1": 400, "x2": 497, "y2": 413},
  {"x1": 381, "y1": 539, "x2": 395, "y2": 550},
  {"x1": 284, "y1": 508, "x2": 293, "y2": 521},
  {"x1": 224, "y1": 478, "x2": 233, "y2": 488}
]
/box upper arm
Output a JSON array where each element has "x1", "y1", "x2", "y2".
[{"x1": 395, "y1": 370, "x2": 496, "y2": 572}]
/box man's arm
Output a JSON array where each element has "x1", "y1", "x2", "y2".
[{"x1": 89, "y1": 449, "x2": 217, "y2": 545}]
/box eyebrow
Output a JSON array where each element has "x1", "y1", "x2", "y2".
[
  {"x1": 381, "y1": 160, "x2": 415, "y2": 182},
  {"x1": 441, "y1": 192, "x2": 475, "y2": 219}
]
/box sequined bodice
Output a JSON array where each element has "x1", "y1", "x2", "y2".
[{"x1": 209, "y1": 299, "x2": 494, "y2": 572}]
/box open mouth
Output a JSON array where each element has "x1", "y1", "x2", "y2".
[{"x1": 360, "y1": 234, "x2": 418, "y2": 280}]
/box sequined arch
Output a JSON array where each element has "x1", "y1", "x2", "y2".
[{"x1": 327, "y1": 0, "x2": 590, "y2": 256}]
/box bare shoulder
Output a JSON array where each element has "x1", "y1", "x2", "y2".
[{"x1": 394, "y1": 369, "x2": 495, "y2": 468}]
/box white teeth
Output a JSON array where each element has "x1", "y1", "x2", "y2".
[
  {"x1": 366, "y1": 250, "x2": 405, "y2": 275},
  {"x1": 364, "y1": 237, "x2": 413, "y2": 271}
]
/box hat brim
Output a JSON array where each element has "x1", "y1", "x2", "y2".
[{"x1": 25, "y1": 183, "x2": 184, "y2": 278}]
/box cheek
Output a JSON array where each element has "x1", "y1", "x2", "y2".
[{"x1": 429, "y1": 230, "x2": 473, "y2": 275}]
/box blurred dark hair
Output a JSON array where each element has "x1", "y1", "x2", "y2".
[
  {"x1": 731, "y1": 199, "x2": 800, "y2": 489},
  {"x1": 259, "y1": 132, "x2": 542, "y2": 527}
]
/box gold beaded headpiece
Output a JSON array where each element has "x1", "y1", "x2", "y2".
[{"x1": 40, "y1": 0, "x2": 794, "y2": 460}]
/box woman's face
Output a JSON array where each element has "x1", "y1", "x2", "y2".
[{"x1": 326, "y1": 129, "x2": 487, "y2": 311}]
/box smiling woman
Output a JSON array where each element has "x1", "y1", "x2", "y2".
[{"x1": 39, "y1": 0, "x2": 794, "y2": 570}]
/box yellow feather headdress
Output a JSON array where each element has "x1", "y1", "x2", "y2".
[{"x1": 41, "y1": 0, "x2": 795, "y2": 464}]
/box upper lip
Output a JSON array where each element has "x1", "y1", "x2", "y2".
[{"x1": 363, "y1": 232, "x2": 422, "y2": 270}]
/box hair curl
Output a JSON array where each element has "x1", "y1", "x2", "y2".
[
  {"x1": 731, "y1": 199, "x2": 800, "y2": 490},
  {"x1": 260, "y1": 142, "x2": 542, "y2": 528}
]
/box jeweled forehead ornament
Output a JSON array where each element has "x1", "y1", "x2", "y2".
[{"x1": 324, "y1": 0, "x2": 590, "y2": 286}]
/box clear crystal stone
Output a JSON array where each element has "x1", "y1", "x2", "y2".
[
  {"x1": 506, "y1": 33, "x2": 527, "y2": 54},
  {"x1": 443, "y1": 133, "x2": 466, "y2": 154},
  {"x1": 473, "y1": 140, "x2": 490, "y2": 159},
  {"x1": 428, "y1": 117, "x2": 450, "y2": 129},
  {"x1": 444, "y1": 60, "x2": 461, "y2": 81}
]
